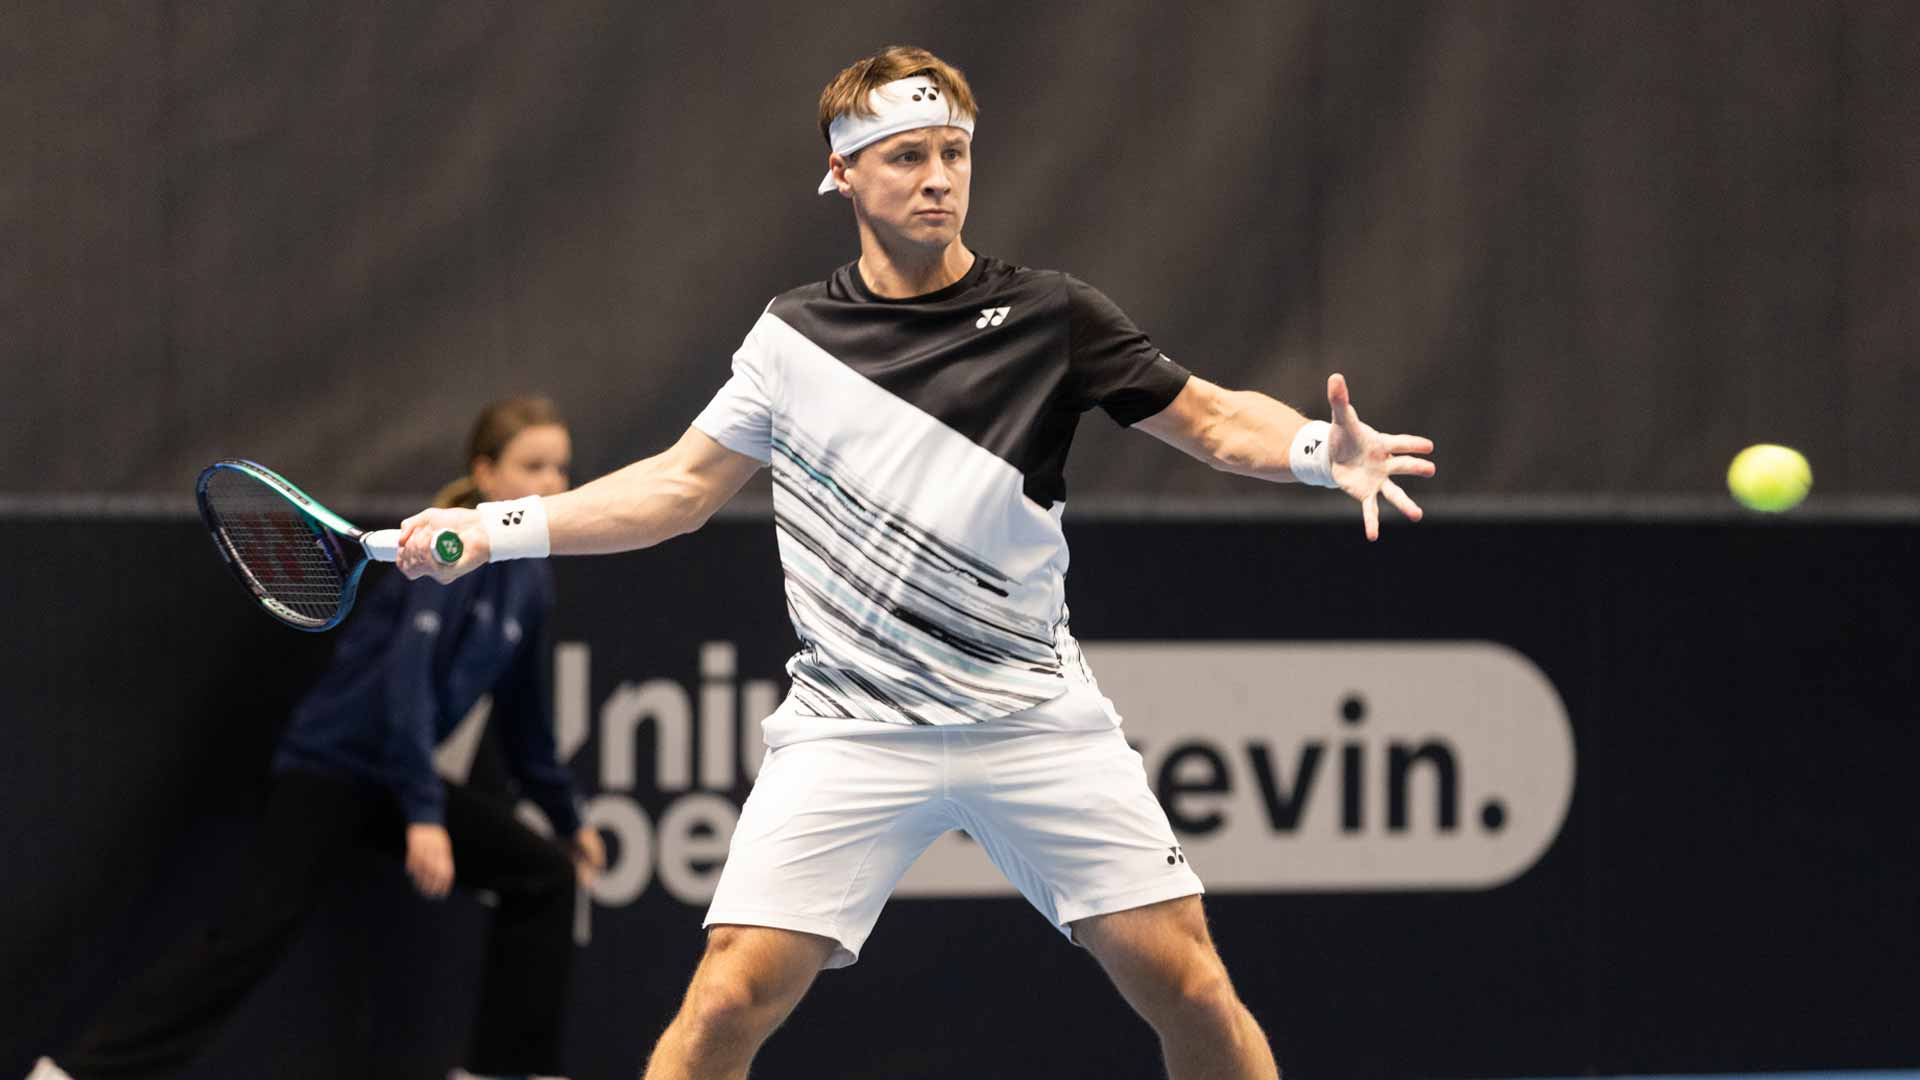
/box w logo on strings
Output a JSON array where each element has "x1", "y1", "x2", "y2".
[{"x1": 975, "y1": 306, "x2": 1011, "y2": 329}]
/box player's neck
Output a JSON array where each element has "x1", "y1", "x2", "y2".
[{"x1": 856, "y1": 237, "x2": 974, "y2": 299}]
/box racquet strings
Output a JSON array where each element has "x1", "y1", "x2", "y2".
[{"x1": 201, "y1": 468, "x2": 350, "y2": 626}]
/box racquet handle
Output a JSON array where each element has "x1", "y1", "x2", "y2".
[{"x1": 360, "y1": 528, "x2": 464, "y2": 565}]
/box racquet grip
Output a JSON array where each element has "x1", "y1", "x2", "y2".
[{"x1": 360, "y1": 528, "x2": 464, "y2": 565}]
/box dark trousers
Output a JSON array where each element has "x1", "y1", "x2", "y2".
[{"x1": 62, "y1": 770, "x2": 577, "y2": 1078}]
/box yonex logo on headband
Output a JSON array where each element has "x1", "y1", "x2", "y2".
[{"x1": 817, "y1": 78, "x2": 977, "y2": 194}]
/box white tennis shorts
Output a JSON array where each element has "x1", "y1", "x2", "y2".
[{"x1": 704, "y1": 698, "x2": 1204, "y2": 969}]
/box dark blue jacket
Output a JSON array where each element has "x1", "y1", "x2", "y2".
[{"x1": 275, "y1": 560, "x2": 582, "y2": 834}]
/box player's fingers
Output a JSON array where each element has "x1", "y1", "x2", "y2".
[
  {"x1": 1382, "y1": 479, "x2": 1424, "y2": 522},
  {"x1": 1363, "y1": 491, "x2": 1380, "y2": 541},
  {"x1": 1327, "y1": 373, "x2": 1354, "y2": 428},
  {"x1": 1388, "y1": 455, "x2": 1436, "y2": 477},
  {"x1": 1387, "y1": 433, "x2": 1434, "y2": 454},
  {"x1": 404, "y1": 525, "x2": 443, "y2": 580}
]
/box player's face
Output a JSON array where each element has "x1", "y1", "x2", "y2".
[
  {"x1": 840, "y1": 126, "x2": 971, "y2": 250},
  {"x1": 475, "y1": 423, "x2": 572, "y2": 501}
]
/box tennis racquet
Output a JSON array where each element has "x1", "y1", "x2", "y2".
[{"x1": 195, "y1": 459, "x2": 463, "y2": 631}]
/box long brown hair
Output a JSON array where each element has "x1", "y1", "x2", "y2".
[{"x1": 431, "y1": 395, "x2": 567, "y2": 508}]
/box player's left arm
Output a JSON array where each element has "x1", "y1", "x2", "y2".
[{"x1": 1133, "y1": 373, "x2": 1435, "y2": 541}]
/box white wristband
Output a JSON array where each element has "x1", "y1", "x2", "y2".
[
  {"x1": 476, "y1": 495, "x2": 551, "y2": 561},
  {"x1": 1288, "y1": 420, "x2": 1338, "y2": 488}
]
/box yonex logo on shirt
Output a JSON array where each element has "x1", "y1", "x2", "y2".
[{"x1": 975, "y1": 306, "x2": 1011, "y2": 329}]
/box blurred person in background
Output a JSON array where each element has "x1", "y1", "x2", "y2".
[{"x1": 34, "y1": 395, "x2": 603, "y2": 1080}]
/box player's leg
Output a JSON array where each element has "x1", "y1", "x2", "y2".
[
  {"x1": 1072, "y1": 895, "x2": 1278, "y2": 1080},
  {"x1": 642, "y1": 925, "x2": 836, "y2": 1080},
  {"x1": 437, "y1": 782, "x2": 578, "y2": 1077},
  {"x1": 57, "y1": 770, "x2": 381, "y2": 1078},
  {"x1": 951, "y1": 723, "x2": 1278, "y2": 1079},
  {"x1": 645, "y1": 732, "x2": 951, "y2": 1078}
]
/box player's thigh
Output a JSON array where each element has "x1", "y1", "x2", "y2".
[
  {"x1": 707, "y1": 733, "x2": 948, "y2": 966},
  {"x1": 958, "y1": 727, "x2": 1201, "y2": 930}
]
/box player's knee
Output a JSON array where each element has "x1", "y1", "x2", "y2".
[
  {"x1": 681, "y1": 929, "x2": 806, "y2": 1041},
  {"x1": 1143, "y1": 959, "x2": 1242, "y2": 1035},
  {"x1": 1180, "y1": 965, "x2": 1242, "y2": 1025},
  {"x1": 681, "y1": 976, "x2": 761, "y2": 1045}
]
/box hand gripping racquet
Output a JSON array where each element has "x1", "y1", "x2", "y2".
[{"x1": 195, "y1": 459, "x2": 462, "y2": 631}]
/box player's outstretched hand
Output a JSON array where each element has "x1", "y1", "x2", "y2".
[
  {"x1": 1325, "y1": 373, "x2": 1436, "y2": 541},
  {"x1": 395, "y1": 507, "x2": 490, "y2": 583}
]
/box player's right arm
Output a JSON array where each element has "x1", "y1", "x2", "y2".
[
  {"x1": 395, "y1": 426, "x2": 762, "y2": 582},
  {"x1": 538, "y1": 426, "x2": 762, "y2": 555}
]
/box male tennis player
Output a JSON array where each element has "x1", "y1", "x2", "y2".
[{"x1": 398, "y1": 44, "x2": 1433, "y2": 1080}]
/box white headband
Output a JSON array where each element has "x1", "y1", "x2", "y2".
[{"x1": 816, "y1": 77, "x2": 976, "y2": 195}]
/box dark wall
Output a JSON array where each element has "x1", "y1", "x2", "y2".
[
  {"x1": 5, "y1": 1, "x2": 1917, "y2": 500},
  {"x1": 4, "y1": 515, "x2": 1916, "y2": 1079}
]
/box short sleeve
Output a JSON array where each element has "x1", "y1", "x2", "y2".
[
  {"x1": 691, "y1": 311, "x2": 777, "y2": 462},
  {"x1": 1065, "y1": 275, "x2": 1192, "y2": 426}
]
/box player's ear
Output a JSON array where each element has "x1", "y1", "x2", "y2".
[{"x1": 829, "y1": 153, "x2": 854, "y2": 198}]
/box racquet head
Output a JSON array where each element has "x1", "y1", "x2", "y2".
[{"x1": 195, "y1": 460, "x2": 375, "y2": 631}]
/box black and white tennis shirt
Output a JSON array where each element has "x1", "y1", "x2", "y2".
[{"x1": 694, "y1": 255, "x2": 1191, "y2": 742}]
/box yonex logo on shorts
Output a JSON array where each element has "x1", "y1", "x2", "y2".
[{"x1": 975, "y1": 306, "x2": 1011, "y2": 329}]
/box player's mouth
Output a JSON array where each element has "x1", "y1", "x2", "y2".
[{"x1": 913, "y1": 208, "x2": 954, "y2": 219}]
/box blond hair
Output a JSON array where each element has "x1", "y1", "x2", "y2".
[
  {"x1": 817, "y1": 45, "x2": 978, "y2": 147},
  {"x1": 431, "y1": 395, "x2": 567, "y2": 508}
]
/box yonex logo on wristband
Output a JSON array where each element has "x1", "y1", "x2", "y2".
[
  {"x1": 478, "y1": 496, "x2": 550, "y2": 561},
  {"x1": 1305, "y1": 439, "x2": 1322, "y2": 456}
]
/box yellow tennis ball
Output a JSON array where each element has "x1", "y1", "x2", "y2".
[{"x1": 1727, "y1": 444, "x2": 1812, "y2": 512}]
